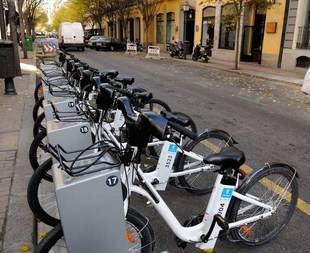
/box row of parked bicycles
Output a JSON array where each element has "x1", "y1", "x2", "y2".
[{"x1": 28, "y1": 51, "x2": 299, "y2": 252}]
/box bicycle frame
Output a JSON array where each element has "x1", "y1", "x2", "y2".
[{"x1": 125, "y1": 154, "x2": 274, "y2": 251}]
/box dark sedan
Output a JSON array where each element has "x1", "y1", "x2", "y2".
[{"x1": 95, "y1": 37, "x2": 126, "y2": 51}]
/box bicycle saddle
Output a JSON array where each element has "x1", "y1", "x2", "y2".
[
  {"x1": 204, "y1": 147, "x2": 245, "y2": 168},
  {"x1": 131, "y1": 87, "x2": 147, "y2": 94},
  {"x1": 133, "y1": 91, "x2": 152, "y2": 101},
  {"x1": 100, "y1": 70, "x2": 119, "y2": 82},
  {"x1": 161, "y1": 111, "x2": 190, "y2": 127},
  {"x1": 115, "y1": 76, "x2": 135, "y2": 86}
]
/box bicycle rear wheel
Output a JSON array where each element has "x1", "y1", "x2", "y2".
[
  {"x1": 229, "y1": 163, "x2": 298, "y2": 246},
  {"x1": 34, "y1": 209, "x2": 155, "y2": 253},
  {"x1": 176, "y1": 130, "x2": 234, "y2": 195}
]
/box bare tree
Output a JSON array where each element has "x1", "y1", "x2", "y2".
[
  {"x1": 102, "y1": 0, "x2": 117, "y2": 36},
  {"x1": 17, "y1": 0, "x2": 27, "y2": 58},
  {"x1": 87, "y1": 0, "x2": 106, "y2": 34},
  {"x1": 23, "y1": 0, "x2": 42, "y2": 37},
  {"x1": 136, "y1": 0, "x2": 161, "y2": 47},
  {"x1": 114, "y1": 0, "x2": 133, "y2": 41},
  {"x1": 212, "y1": 0, "x2": 275, "y2": 70},
  {"x1": 8, "y1": 0, "x2": 21, "y2": 76}
]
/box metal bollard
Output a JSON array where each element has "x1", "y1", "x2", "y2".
[{"x1": 4, "y1": 77, "x2": 17, "y2": 95}]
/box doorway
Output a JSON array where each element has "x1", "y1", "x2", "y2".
[
  {"x1": 184, "y1": 9, "x2": 195, "y2": 53},
  {"x1": 241, "y1": 10, "x2": 266, "y2": 63},
  {"x1": 129, "y1": 18, "x2": 134, "y2": 42}
]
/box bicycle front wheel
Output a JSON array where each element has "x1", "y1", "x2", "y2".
[
  {"x1": 34, "y1": 81, "x2": 44, "y2": 102},
  {"x1": 33, "y1": 96, "x2": 44, "y2": 122},
  {"x1": 33, "y1": 112, "x2": 46, "y2": 137},
  {"x1": 29, "y1": 130, "x2": 52, "y2": 181},
  {"x1": 229, "y1": 163, "x2": 298, "y2": 246},
  {"x1": 34, "y1": 209, "x2": 155, "y2": 253}
]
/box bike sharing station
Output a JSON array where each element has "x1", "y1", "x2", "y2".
[
  {"x1": 28, "y1": 49, "x2": 299, "y2": 253},
  {"x1": 32, "y1": 47, "x2": 133, "y2": 253}
]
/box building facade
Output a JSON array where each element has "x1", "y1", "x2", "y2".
[
  {"x1": 194, "y1": 0, "x2": 287, "y2": 68},
  {"x1": 101, "y1": 0, "x2": 197, "y2": 51},
  {"x1": 281, "y1": 0, "x2": 310, "y2": 70}
]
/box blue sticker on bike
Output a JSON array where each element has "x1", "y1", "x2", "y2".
[
  {"x1": 168, "y1": 144, "x2": 178, "y2": 153},
  {"x1": 221, "y1": 188, "x2": 233, "y2": 199}
]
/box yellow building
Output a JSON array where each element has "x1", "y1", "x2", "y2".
[
  {"x1": 194, "y1": 0, "x2": 287, "y2": 68},
  {"x1": 102, "y1": 0, "x2": 197, "y2": 51}
]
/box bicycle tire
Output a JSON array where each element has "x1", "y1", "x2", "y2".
[
  {"x1": 144, "y1": 98, "x2": 171, "y2": 113},
  {"x1": 176, "y1": 130, "x2": 234, "y2": 195},
  {"x1": 29, "y1": 130, "x2": 53, "y2": 182},
  {"x1": 34, "y1": 81, "x2": 43, "y2": 103},
  {"x1": 34, "y1": 208, "x2": 155, "y2": 253},
  {"x1": 33, "y1": 96, "x2": 44, "y2": 122},
  {"x1": 229, "y1": 163, "x2": 298, "y2": 246},
  {"x1": 33, "y1": 112, "x2": 46, "y2": 138},
  {"x1": 27, "y1": 157, "x2": 57, "y2": 226}
]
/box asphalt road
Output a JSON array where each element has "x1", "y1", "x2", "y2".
[{"x1": 75, "y1": 49, "x2": 310, "y2": 253}]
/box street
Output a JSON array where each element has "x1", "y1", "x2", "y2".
[{"x1": 72, "y1": 49, "x2": 310, "y2": 253}]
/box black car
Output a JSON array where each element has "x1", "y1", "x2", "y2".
[{"x1": 95, "y1": 37, "x2": 126, "y2": 51}]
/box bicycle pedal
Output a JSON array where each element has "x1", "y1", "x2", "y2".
[{"x1": 168, "y1": 178, "x2": 177, "y2": 186}]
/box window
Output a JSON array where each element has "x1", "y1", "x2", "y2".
[
  {"x1": 201, "y1": 7, "x2": 215, "y2": 47},
  {"x1": 166, "y1": 12, "x2": 175, "y2": 43},
  {"x1": 296, "y1": 56, "x2": 310, "y2": 68},
  {"x1": 219, "y1": 4, "x2": 237, "y2": 50},
  {"x1": 156, "y1": 14, "x2": 164, "y2": 43}
]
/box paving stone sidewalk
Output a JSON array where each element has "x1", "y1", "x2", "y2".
[{"x1": 0, "y1": 53, "x2": 36, "y2": 252}]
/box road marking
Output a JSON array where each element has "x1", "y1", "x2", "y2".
[{"x1": 202, "y1": 140, "x2": 310, "y2": 216}]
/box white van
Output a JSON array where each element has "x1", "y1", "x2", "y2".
[{"x1": 59, "y1": 22, "x2": 85, "y2": 51}]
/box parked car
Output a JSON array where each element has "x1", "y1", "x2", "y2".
[
  {"x1": 95, "y1": 37, "x2": 126, "y2": 51},
  {"x1": 87, "y1": 36, "x2": 103, "y2": 49},
  {"x1": 58, "y1": 22, "x2": 85, "y2": 51}
]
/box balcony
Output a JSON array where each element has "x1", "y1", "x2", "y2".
[{"x1": 296, "y1": 26, "x2": 310, "y2": 49}]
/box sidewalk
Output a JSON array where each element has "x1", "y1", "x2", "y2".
[
  {"x1": 158, "y1": 51, "x2": 305, "y2": 86},
  {"x1": 0, "y1": 52, "x2": 36, "y2": 252}
]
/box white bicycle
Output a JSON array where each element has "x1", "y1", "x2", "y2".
[{"x1": 34, "y1": 110, "x2": 298, "y2": 253}]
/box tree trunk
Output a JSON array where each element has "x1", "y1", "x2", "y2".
[
  {"x1": 234, "y1": 17, "x2": 240, "y2": 70},
  {"x1": 17, "y1": 0, "x2": 27, "y2": 59},
  {"x1": 123, "y1": 20, "x2": 128, "y2": 42},
  {"x1": 0, "y1": 0, "x2": 6, "y2": 39},
  {"x1": 8, "y1": 0, "x2": 21, "y2": 76},
  {"x1": 144, "y1": 19, "x2": 149, "y2": 48}
]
